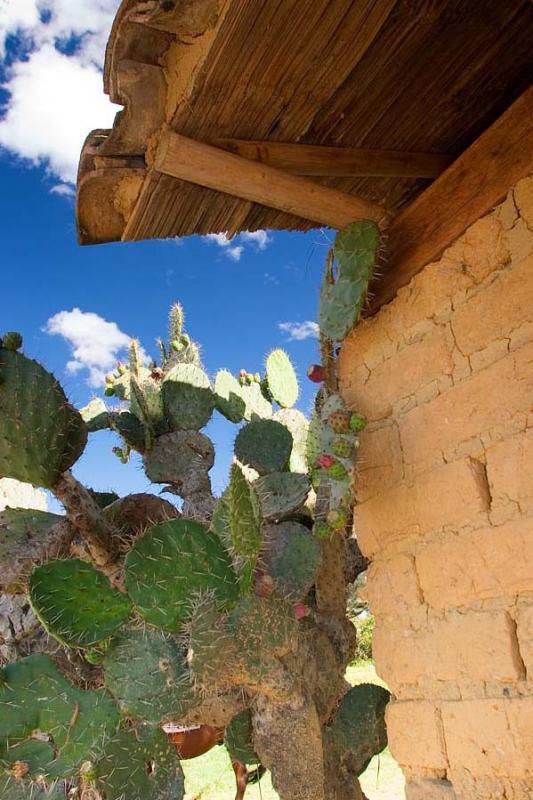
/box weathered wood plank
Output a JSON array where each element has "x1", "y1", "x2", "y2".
[
  {"x1": 154, "y1": 130, "x2": 389, "y2": 229},
  {"x1": 212, "y1": 139, "x2": 452, "y2": 178},
  {"x1": 369, "y1": 85, "x2": 533, "y2": 313}
]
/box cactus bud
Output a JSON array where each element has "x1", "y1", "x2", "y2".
[
  {"x1": 333, "y1": 438, "x2": 354, "y2": 459},
  {"x1": 254, "y1": 372, "x2": 261, "y2": 383},
  {"x1": 327, "y1": 462, "x2": 349, "y2": 481},
  {"x1": 293, "y1": 602, "x2": 310, "y2": 620},
  {"x1": 180, "y1": 334, "x2": 191, "y2": 347},
  {"x1": 171, "y1": 338, "x2": 184, "y2": 352},
  {"x1": 327, "y1": 411, "x2": 351, "y2": 433},
  {"x1": 105, "y1": 372, "x2": 115, "y2": 384},
  {"x1": 117, "y1": 362, "x2": 127, "y2": 376},
  {"x1": 350, "y1": 413, "x2": 367, "y2": 433},
  {"x1": 307, "y1": 364, "x2": 325, "y2": 383},
  {"x1": 104, "y1": 386, "x2": 115, "y2": 397},
  {"x1": 239, "y1": 369, "x2": 247, "y2": 378}
]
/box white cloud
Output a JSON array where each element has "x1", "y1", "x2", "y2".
[
  {"x1": 278, "y1": 321, "x2": 319, "y2": 341},
  {"x1": 45, "y1": 308, "x2": 137, "y2": 387},
  {"x1": 51, "y1": 183, "x2": 76, "y2": 197},
  {"x1": 0, "y1": 0, "x2": 120, "y2": 185},
  {"x1": 204, "y1": 229, "x2": 271, "y2": 261},
  {"x1": 240, "y1": 230, "x2": 271, "y2": 250},
  {"x1": 204, "y1": 232, "x2": 244, "y2": 262}
]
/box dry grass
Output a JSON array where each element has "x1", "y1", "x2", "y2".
[{"x1": 182, "y1": 662, "x2": 405, "y2": 799}]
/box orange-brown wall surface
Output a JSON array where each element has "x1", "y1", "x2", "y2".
[{"x1": 339, "y1": 175, "x2": 533, "y2": 799}]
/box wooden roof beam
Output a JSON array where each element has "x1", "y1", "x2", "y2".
[
  {"x1": 212, "y1": 139, "x2": 453, "y2": 178},
  {"x1": 152, "y1": 130, "x2": 389, "y2": 230},
  {"x1": 368, "y1": 84, "x2": 533, "y2": 313}
]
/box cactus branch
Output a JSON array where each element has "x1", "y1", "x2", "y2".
[{"x1": 52, "y1": 472, "x2": 118, "y2": 570}]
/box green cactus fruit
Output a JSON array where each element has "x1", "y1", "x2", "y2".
[
  {"x1": 111, "y1": 410, "x2": 147, "y2": 453},
  {"x1": 214, "y1": 369, "x2": 246, "y2": 423},
  {"x1": 319, "y1": 220, "x2": 380, "y2": 341},
  {"x1": 0, "y1": 349, "x2": 87, "y2": 488},
  {"x1": 274, "y1": 408, "x2": 309, "y2": 473},
  {"x1": 0, "y1": 508, "x2": 66, "y2": 593},
  {"x1": 325, "y1": 683, "x2": 390, "y2": 776},
  {"x1": 0, "y1": 776, "x2": 67, "y2": 800},
  {"x1": 80, "y1": 398, "x2": 109, "y2": 432},
  {"x1": 104, "y1": 627, "x2": 198, "y2": 724},
  {"x1": 95, "y1": 725, "x2": 185, "y2": 800},
  {"x1": 254, "y1": 472, "x2": 310, "y2": 520},
  {"x1": 234, "y1": 419, "x2": 293, "y2": 475},
  {"x1": 241, "y1": 381, "x2": 273, "y2": 420},
  {"x1": 125, "y1": 518, "x2": 239, "y2": 632},
  {"x1": 162, "y1": 364, "x2": 215, "y2": 431},
  {"x1": 327, "y1": 462, "x2": 349, "y2": 481},
  {"x1": 29, "y1": 559, "x2": 131, "y2": 648},
  {"x1": 350, "y1": 413, "x2": 367, "y2": 433},
  {"x1": 266, "y1": 522, "x2": 321, "y2": 599},
  {"x1": 313, "y1": 520, "x2": 333, "y2": 540},
  {"x1": 333, "y1": 438, "x2": 354, "y2": 459},
  {"x1": 1, "y1": 332, "x2": 23, "y2": 351},
  {"x1": 0, "y1": 654, "x2": 119, "y2": 779},
  {"x1": 227, "y1": 464, "x2": 261, "y2": 584},
  {"x1": 327, "y1": 411, "x2": 352, "y2": 433},
  {"x1": 224, "y1": 711, "x2": 258, "y2": 765},
  {"x1": 265, "y1": 349, "x2": 299, "y2": 408}
]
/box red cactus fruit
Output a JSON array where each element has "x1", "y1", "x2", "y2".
[
  {"x1": 307, "y1": 364, "x2": 326, "y2": 383},
  {"x1": 317, "y1": 453, "x2": 335, "y2": 469}
]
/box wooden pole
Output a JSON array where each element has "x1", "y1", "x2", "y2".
[{"x1": 153, "y1": 130, "x2": 389, "y2": 229}]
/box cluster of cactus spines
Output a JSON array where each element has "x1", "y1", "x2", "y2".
[{"x1": 0, "y1": 221, "x2": 386, "y2": 800}]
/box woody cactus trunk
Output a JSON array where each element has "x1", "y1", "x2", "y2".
[{"x1": 0, "y1": 221, "x2": 389, "y2": 800}]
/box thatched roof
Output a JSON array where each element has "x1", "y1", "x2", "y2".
[{"x1": 77, "y1": 0, "x2": 533, "y2": 247}]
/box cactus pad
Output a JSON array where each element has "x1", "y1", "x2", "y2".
[
  {"x1": 29, "y1": 559, "x2": 131, "y2": 648},
  {"x1": 266, "y1": 522, "x2": 321, "y2": 599},
  {"x1": 214, "y1": 370, "x2": 246, "y2": 423},
  {"x1": 0, "y1": 508, "x2": 67, "y2": 593},
  {"x1": 80, "y1": 398, "x2": 109, "y2": 432},
  {"x1": 227, "y1": 464, "x2": 261, "y2": 561},
  {"x1": 325, "y1": 683, "x2": 390, "y2": 775},
  {"x1": 144, "y1": 431, "x2": 214, "y2": 488},
  {"x1": 0, "y1": 654, "x2": 119, "y2": 779},
  {"x1": 265, "y1": 349, "x2": 299, "y2": 408},
  {"x1": 234, "y1": 420, "x2": 292, "y2": 475},
  {"x1": 111, "y1": 411, "x2": 148, "y2": 453},
  {"x1": 319, "y1": 221, "x2": 380, "y2": 342},
  {"x1": 240, "y1": 382, "x2": 272, "y2": 420},
  {"x1": 254, "y1": 472, "x2": 310, "y2": 520},
  {"x1": 125, "y1": 519, "x2": 239, "y2": 632},
  {"x1": 95, "y1": 725, "x2": 185, "y2": 800},
  {"x1": 224, "y1": 711, "x2": 258, "y2": 765},
  {"x1": 274, "y1": 409, "x2": 309, "y2": 473},
  {"x1": 227, "y1": 594, "x2": 297, "y2": 659},
  {"x1": 0, "y1": 349, "x2": 87, "y2": 488},
  {"x1": 162, "y1": 364, "x2": 214, "y2": 431},
  {"x1": 1, "y1": 332, "x2": 23, "y2": 351},
  {"x1": 104, "y1": 627, "x2": 198, "y2": 724}
]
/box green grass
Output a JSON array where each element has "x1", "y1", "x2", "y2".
[{"x1": 181, "y1": 662, "x2": 405, "y2": 799}]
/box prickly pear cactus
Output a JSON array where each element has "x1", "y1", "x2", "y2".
[{"x1": 0, "y1": 220, "x2": 387, "y2": 800}]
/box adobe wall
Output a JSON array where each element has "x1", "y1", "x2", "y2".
[{"x1": 338, "y1": 175, "x2": 533, "y2": 799}]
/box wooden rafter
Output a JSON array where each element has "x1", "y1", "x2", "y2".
[
  {"x1": 153, "y1": 130, "x2": 389, "y2": 230},
  {"x1": 212, "y1": 139, "x2": 453, "y2": 178},
  {"x1": 368, "y1": 85, "x2": 533, "y2": 313}
]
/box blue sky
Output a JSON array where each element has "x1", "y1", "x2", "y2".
[{"x1": 0, "y1": 3, "x2": 331, "y2": 503}]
